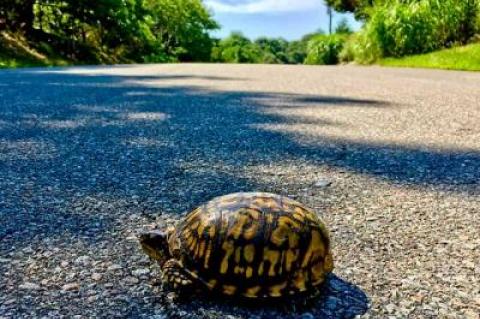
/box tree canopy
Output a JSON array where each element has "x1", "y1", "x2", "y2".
[{"x1": 0, "y1": 0, "x2": 218, "y2": 62}]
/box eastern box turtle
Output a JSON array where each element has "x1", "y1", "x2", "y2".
[{"x1": 140, "y1": 192, "x2": 334, "y2": 298}]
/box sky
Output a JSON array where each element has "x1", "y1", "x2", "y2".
[{"x1": 205, "y1": 0, "x2": 362, "y2": 41}]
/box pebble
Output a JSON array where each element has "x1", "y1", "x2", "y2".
[
  {"x1": 19, "y1": 282, "x2": 41, "y2": 290},
  {"x1": 91, "y1": 273, "x2": 102, "y2": 281},
  {"x1": 132, "y1": 268, "x2": 150, "y2": 277},
  {"x1": 464, "y1": 310, "x2": 480, "y2": 319},
  {"x1": 62, "y1": 283, "x2": 80, "y2": 291},
  {"x1": 124, "y1": 276, "x2": 139, "y2": 285},
  {"x1": 315, "y1": 178, "x2": 332, "y2": 188},
  {"x1": 107, "y1": 264, "x2": 122, "y2": 271},
  {"x1": 74, "y1": 256, "x2": 90, "y2": 265},
  {"x1": 87, "y1": 295, "x2": 98, "y2": 303}
]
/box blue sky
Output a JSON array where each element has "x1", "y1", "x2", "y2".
[{"x1": 205, "y1": 0, "x2": 362, "y2": 41}]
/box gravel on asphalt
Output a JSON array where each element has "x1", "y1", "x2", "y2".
[{"x1": 0, "y1": 64, "x2": 479, "y2": 318}]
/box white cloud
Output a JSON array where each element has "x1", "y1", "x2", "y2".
[{"x1": 205, "y1": 0, "x2": 324, "y2": 14}]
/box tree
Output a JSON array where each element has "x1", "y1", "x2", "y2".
[
  {"x1": 254, "y1": 37, "x2": 289, "y2": 63},
  {"x1": 212, "y1": 32, "x2": 261, "y2": 63},
  {"x1": 324, "y1": 0, "x2": 375, "y2": 18},
  {"x1": 143, "y1": 0, "x2": 219, "y2": 61},
  {"x1": 1, "y1": 0, "x2": 219, "y2": 62},
  {"x1": 325, "y1": 0, "x2": 357, "y2": 12},
  {"x1": 286, "y1": 40, "x2": 308, "y2": 64},
  {"x1": 0, "y1": 0, "x2": 36, "y2": 32},
  {"x1": 335, "y1": 18, "x2": 352, "y2": 34},
  {"x1": 305, "y1": 34, "x2": 346, "y2": 65}
]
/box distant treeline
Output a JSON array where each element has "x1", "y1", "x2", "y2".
[
  {"x1": 211, "y1": 19, "x2": 352, "y2": 65},
  {"x1": 0, "y1": 0, "x2": 479, "y2": 66}
]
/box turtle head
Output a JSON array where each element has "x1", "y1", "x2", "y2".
[{"x1": 139, "y1": 230, "x2": 171, "y2": 266}]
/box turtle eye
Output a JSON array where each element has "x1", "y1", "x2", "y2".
[{"x1": 140, "y1": 231, "x2": 169, "y2": 251}]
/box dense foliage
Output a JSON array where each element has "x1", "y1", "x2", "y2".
[
  {"x1": 325, "y1": 0, "x2": 377, "y2": 18},
  {"x1": 211, "y1": 31, "x2": 323, "y2": 64},
  {"x1": 345, "y1": 0, "x2": 480, "y2": 63},
  {"x1": 304, "y1": 34, "x2": 346, "y2": 65},
  {"x1": 1, "y1": 0, "x2": 479, "y2": 66},
  {"x1": 0, "y1": 0, "x2": 218, "y2": 63},
  {"x1": 211, "y1": 32, "x2": 262, "y2": 63}
]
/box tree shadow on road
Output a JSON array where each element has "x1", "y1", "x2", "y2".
[{"x1": 0, "y1": 68, "x2": 478, "y2": 317}]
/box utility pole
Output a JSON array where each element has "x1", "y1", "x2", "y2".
[{"x1": 327, "y1": 5, "x2": 333, "y2": 34}]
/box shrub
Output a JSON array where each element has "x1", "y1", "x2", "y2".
[
  {"x1": 476, "y1": 0, "x2": 480, "y2": 35},
  {"x1": 351, "y1": 0, "x2": 480, "y2": 62},
  {"x1": 335, "y1": 18, "x2": 353, "y2": 34},
  {"x1": 338, "y1": 34, "x2": 366, "y2": 63},
  {"x1": 304, "y1": 34, "x2": 346, "y2": 65},
  {"x1": 368, "y1": 1, "x2": 438, "y2": 57},
  {"x1": 211, "y1": 32, "x2": 262, "y2": 63}
]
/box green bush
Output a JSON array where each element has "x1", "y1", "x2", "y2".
[
  {"x1": 211, "y1": 32, "x2": 262, "y2": 63},
  {"x1": 212, "y1": 32, "x2": 322, "y2": 64},
  {"x1": 304, "y1": 34, "x2": 346, "y2": 65},
  {"x1": 338, "y1": 34, "x2": 362, "y2": 63},
  {"x1": 477, "y1": 0, "x2": 480, "y2": 35},
  {"x1": 351, "y1": 0, "x2": 480, "y2": 62}
]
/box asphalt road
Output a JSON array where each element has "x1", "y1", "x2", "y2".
[{"x1": 0, "y1": 64, "x2": 479, "y2": 318}]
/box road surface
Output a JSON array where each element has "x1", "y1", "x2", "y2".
[{"x1": 1, "y1": 64, "x2": 479, "y2": 318}]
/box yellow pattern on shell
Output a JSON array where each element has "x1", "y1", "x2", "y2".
[
  {"x1": 220, "y1": 241, "x2": 235, "y2": 274},
  {"x1": 324, "y1": 252, "x2": 334, "y2": 273},
  {"x1": 270, "y1": 226, "x2": 288, "y2": 246},
  {"x1": 228, "y1": 214, "x2": 249, "y2": 239},
  {"x1": 292, "y1": 211, "x2": 305, "y2": 222},
  {"x1": 285, "y1": 249, "x2": 298, "y2": 272},
  {"x1": 234, "y1": 246, "x2": 242, "y2": 263},
  {"x1": 203, "y1": 241, "x2": 213, "y2": 269},
  {"x1": 223, "y1": 285, "x2": 237, "y2": 295},
  {"x1": 174, "y1": 192, "x2": 334, "y2": 298},
  {"x1": 278, "y1": 216, "x2": 301, "y2": 230},
  {"x1": 243, "y1": 244, "x2": 255, "y2": 263},
  {"x1": 245, "y1": 266, "x2": 253, "y2": 278},
  {"x1": 269, "y1": 281, "x2": 288, "y2": 297},
  {"x1": 258, "y1": 261, "x2": 264, "y2": 276},
  {"x1": 301, "y1": 230, "x2": 325, "y2": 268},
  {"x1": 311, "y1": 261, "x2": 325, "y2": 284},
  {"x1": 244, "y1": 286, "x2": 261, "y2": 298},
  {"x1": 208, "y1": 225, "x2": 216, "y2": 238},
  {"x1": 234, "y1": 266, "x2": 244, "y2": 274},
  {"x1": 264, "y1": 248, "x2": 281, "y2": 277},
  {"x1": 293, "y1": 270, "x2": 307, "y2": 291},
  {"x1": 242, "y1": 223, "x2": 259, "y2": 240},
  {"x1": 266, "y1": 214, "x2": 274, "y2": 224},
  {"x1": 245, "y1": 208, "x2": 260, "y2": 220},
  {"x1": 197, "y1": 220, "x2": 206, "y2": 237},
  {"x1": 207, "y1": 279, "x2": 217, "y2": 289},
  {"x1": 198, "y1": 240, "x2": 206, "y2": 258},
  {"x1": 185, "y1": 208, "x2": 201, "y2": 223}
]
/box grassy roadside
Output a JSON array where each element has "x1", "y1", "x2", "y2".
[
  {"x1": 0, "y1": 53, "x2": 69, "y2": 68},
  {"x1": 379, "y1": 43, "x2": 480, "y2": 71},
  {"x1": 3, "y1": 30, "x2": 480, "y2": 71},
  {"x1": 0, "y1": 32, "x2": 70, "y2": 69}
]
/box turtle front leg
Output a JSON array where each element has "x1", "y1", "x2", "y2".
[{"x1": 161, "y1": 259, "x2": 195, "y2": 293}]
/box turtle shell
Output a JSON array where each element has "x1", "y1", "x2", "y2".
[{"x1": 171, "y1": 192, "x2": 334, "y2": 298}]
